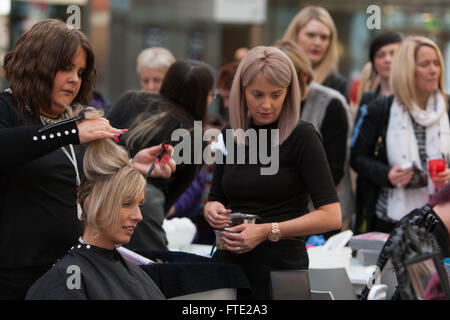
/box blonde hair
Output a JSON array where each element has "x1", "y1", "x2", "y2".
[
  {"x1": 229, "y1": 46, "x2": 300, "y2": 144},
  {"x1": 283, "y1": 6, "x2": 338, "y2": 84},
  {"x1": 78, "y1": 113, "x2": 146, "y2": 234},
  {"x1": 390, "y1": 36, "x2": 446, "y2": 110},
  {"x1": 357, "y1": 62, "x2": 379, "y2": 105},
  {"x1": 136, "y1": 47, "x2": 175, "y2": 74},
  {"x1": 273, "y1": 39, "x2": 314, "y2": 99}
]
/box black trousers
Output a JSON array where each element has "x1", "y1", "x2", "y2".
[{"x1": 213, "y1": 239, "x2": 308, "y2": 300}]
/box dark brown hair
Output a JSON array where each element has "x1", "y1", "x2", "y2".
[
  {"x1": 124, "y1": 61, "x2": 214, "y2": 154},
  {"x1": 4, "y1": 19, "x2": 96, "y2": 118},
  {"x1": 159, "y1": 60, "x2": 215, "y2": 121},
  {"x1": 217, "y1": 61, "x2": 239, "y2": 91}
]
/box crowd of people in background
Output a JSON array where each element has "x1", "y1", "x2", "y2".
[{"x1": 1, "y1": 4, "x2": 450, "y2": 300}]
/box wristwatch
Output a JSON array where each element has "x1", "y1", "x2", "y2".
[{"x1": 268, "y1": 222, "x2": 281, "y2": 242}]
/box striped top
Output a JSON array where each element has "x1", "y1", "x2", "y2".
[{"x1": 375, "y1": 116, "x2": 427, "y2": 222}]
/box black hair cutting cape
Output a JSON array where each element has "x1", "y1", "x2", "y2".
[{"x1": 25, "y1": 242, "x2": 166, "y2": 300}]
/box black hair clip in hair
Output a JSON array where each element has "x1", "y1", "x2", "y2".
[{"x1": 38, "y1": 111, "x2": 85, "y2": 133}]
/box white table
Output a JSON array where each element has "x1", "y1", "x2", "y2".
[
  {"x1": 180, "y1": 243, "x2": 374, "y2": 295},
  {"x1": 185, "y1": 243, "x2": 215, "y2": 257},
  {"x1": 347, "y1": 257, "x2": 376, "y2": 295}
]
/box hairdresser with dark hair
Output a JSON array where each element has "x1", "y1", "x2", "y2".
[
  {"x1": 0, "y1": 19, "x2": 175, "y2": 299},
  {"x1": 108, "y1": 60, "x2": 216, "y2": 251}
]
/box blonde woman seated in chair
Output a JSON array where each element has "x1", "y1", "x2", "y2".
[{"x1": 26, "y1": 132, "x2": 175, "y2": 299}]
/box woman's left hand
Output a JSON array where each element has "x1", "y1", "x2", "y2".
[
  {"x1": 433, "y1": 168, "x2": 450, "y2": 187},
  {"x1": 221, "y1": 223, "x2": 271, "y2": 255},
  {"x1": 132, "y1": 144, "x2": 176, "y2": 178}
]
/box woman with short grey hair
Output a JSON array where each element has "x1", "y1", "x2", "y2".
[{"x1": 136, "y1": 47, "x2": 175, "y2": 93}]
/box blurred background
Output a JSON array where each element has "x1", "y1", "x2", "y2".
[{"x1": 1, "y1": 0, "x2": 450, "y2": 104}]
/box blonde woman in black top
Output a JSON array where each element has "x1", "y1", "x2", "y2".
[
  {"x1": 283, "y1": 6, "x2": 348, "y2": 100},
  {"x1": 204, "y1": 46, "x2": 341, "y2": 299}
]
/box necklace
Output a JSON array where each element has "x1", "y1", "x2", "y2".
[{"x1": 40, "y1": 112, "x2": 67, "y2": 126}]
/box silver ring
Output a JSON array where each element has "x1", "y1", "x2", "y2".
[{"x1": 237, "y1": 246, "x2": 241, "y2": 251}]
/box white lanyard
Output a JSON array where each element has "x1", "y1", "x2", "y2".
[{"x1": 61, "y1": 144, "x2": 83, "y2": 220}]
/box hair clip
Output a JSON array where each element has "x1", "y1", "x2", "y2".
[{"x1": 38, "y1": 111, "x2": 85, "y2": 133}]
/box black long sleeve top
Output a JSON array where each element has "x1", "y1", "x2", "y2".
[
  {"x1": 301, "y1": 97, "x2": 349, "y2": 185},
  {"x1": 323, "y1": 72, "x2": 349, "y2": 102},
  {"x1": 0, "y1": 92, "x2": 83, "y2": 269},
  {"x1": 208, "y1": 121, "x2": 339, "y2": 224},
  {"x1": 350, "y1": 96, "x2": 394, "y2": 188}
]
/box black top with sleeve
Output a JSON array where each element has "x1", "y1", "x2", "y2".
[
  {"x1": 354, "y1": 86, "x2": 381, "y2": 127},
  {"x1": 301, "y1": 97, "x2": 349, "y2": 185},
  {"x1": 359, "y1": 86, "x2": 381, "y2": 109},
  {"x1": 0, "y1": 92, "x2": 83, "y2": 270},
  {"x1": 208, "y1": 121, "x2": 339, "y2": 224},
  {"x1": 350, "y1": 96, "x2": 394, "y2": 188},
  {"x1": 322, "y1": 72, "x2": 348, "y2": 102}
]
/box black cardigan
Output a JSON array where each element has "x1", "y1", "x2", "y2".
[
  {"x1": 322, "y1": 72, "x2": 349, "y2": 102},
  {"x1": 0, "y1": 93, "x2": 83, "y2": 270}
]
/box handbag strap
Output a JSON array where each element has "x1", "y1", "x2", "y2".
[{"x1": 374, "y1": 95, "x2": 394, "y2": 157}]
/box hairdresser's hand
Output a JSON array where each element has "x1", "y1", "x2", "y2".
[
  {"x1": 132, "y1": 144, "x2": 176, "y2": 178},
  {"x1": 432, "y1": 168, "x2": 450, "y2": 188},
  {"x1": 388, "y1": 165, "x2": 414, "y2": 187},
  {"x1": 204, "y1": 201, "x2": 231, "y2": 229},
  {"x1": 77, "y1": 118, "x2": 125, "y2": 144},
  {"x1": 221, "y1": 223, "x2": 271, "y2": 254}
]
